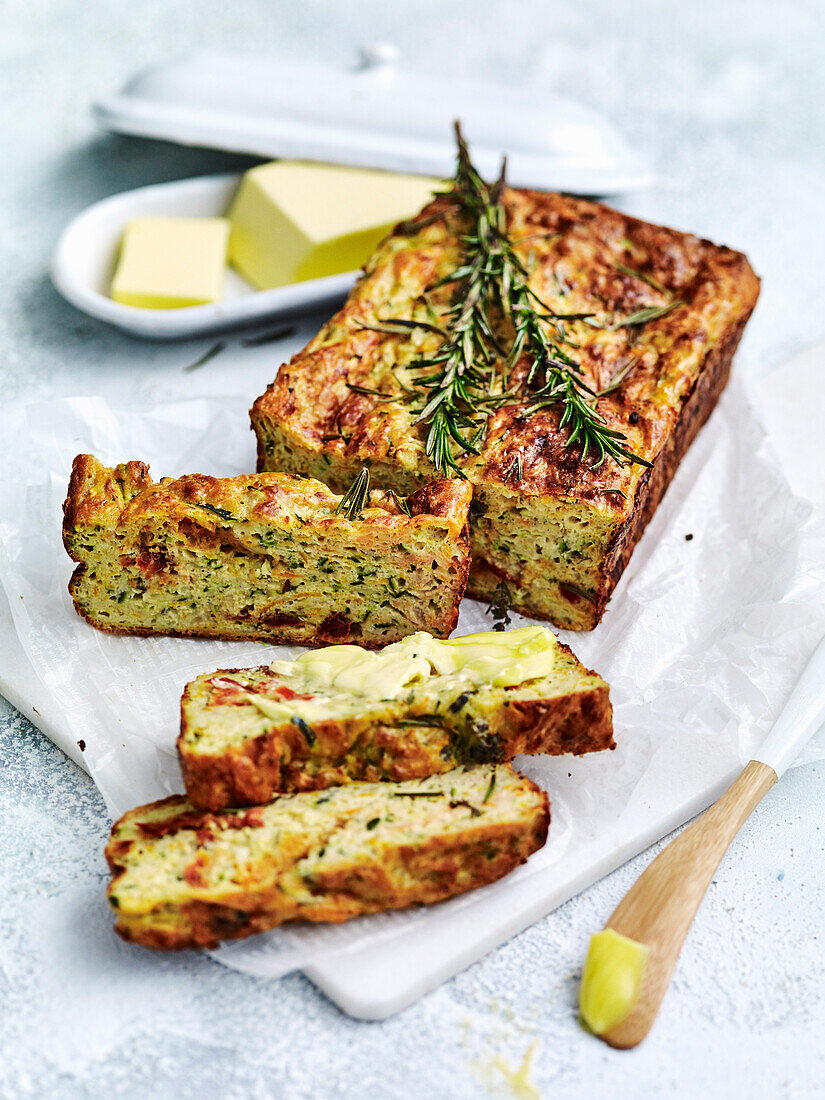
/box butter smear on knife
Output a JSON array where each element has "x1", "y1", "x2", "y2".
[{"x1": 579, "y1": 928, "x2": 649, "y2": 1035}]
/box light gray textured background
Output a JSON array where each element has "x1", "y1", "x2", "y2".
[{"x1": 1, "y1": 2, "x2": 824, "y2": 1097}]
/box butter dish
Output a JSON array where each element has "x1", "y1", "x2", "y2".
[
  {"x1": 51, "y1": 173, "x2": 359, "y2": 339},
  {"x1": 93, "y1": 49, "x2": 652, "y2": 195},
  {"x1": 54, "y1": 49, "x2": 651, "y2": 339}
]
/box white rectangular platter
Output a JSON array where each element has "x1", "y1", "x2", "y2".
[{"x1": 1, "y1": 341, "x2": 823, "y2": 1020}]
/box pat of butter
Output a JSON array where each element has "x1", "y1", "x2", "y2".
[
  {"x1": 579, "y1": 929, "x2": 649, "y2": 1035},
  {"x1": 111, "y1": 216, "x2": 230, "y2": 309},
  {"x1": 227, "y1": 161, "x2": 441, "y2": 290},
  {"x1": 247, "y1": 627, "x2": 559, "y2": 725}
]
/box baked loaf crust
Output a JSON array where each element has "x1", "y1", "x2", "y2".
[
  {"x1": 251, "y1": 189, "x2": 760, "y2": 629},
  {"x1": 179, "y1": 626, "x2": 613, "y2": 811},
  {"x1": 105, "y1": 764, "x2": 549, "y2": 949},
  {"x1": 62, "y1": 454, "x2": 472, "y2": 647}
]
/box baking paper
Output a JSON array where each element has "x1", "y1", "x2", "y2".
[{"x1": 1, "y1": 370, "x2": 823, "y2": 982}]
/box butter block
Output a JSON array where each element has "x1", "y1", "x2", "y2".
[
  {"x1": 111, "y1": 216, "x2": 230, "y2": 309},
  {"x1": 227, "y1": 161, "x2": 440, "y2": 289}
]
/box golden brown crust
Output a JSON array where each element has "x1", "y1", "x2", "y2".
[
  {"x1": 406, "y1": 479, "x2": 470, "y2": 520},
  {"x1": 251, "y1": 189, "x2": 760, "y2": 502},
  {"x1": 111, "y1": 809, "x2": 549, "y2": 951},
  {"x1": 598, "y1": 295, "x2": 750, "y2": 603},
  {"x1": 62, "y1": 455, "x2": 151, "y2": 553},
  {"x1": 464, "y1": 298, "x2": 754, "y2": 627},
  {"x1": 473, "y1": 192, "x2": 760, "y2": 504}
]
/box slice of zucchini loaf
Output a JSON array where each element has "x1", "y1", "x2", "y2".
[
  {"x1": 106, "y1": 763, "x2": 549, "y2": 949},
  {"x1": 62, "y1": 454, "x2": 472, "y2": 646},
  {"x1": 251, "y1": 188, "x2": 759, "y2": 630},
  {"x1": 179, "y1": 625, "x2": 613, "y2": 810}
]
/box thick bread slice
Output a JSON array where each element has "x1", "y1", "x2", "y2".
[
  {"x1": 63, "y1": 455, "x2": 472, "y2": 647},
  {"x1": 251, "y1": 188, "x2": 760, "y2": 630},
  {"x1": 105, "y1": 764, "x2": 549, "y2": 949},
  {"x1": 179, "y1": 626, "x2": 613, "y2": 810}
]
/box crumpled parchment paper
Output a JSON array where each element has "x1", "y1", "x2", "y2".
[{"x1": 1, "y1": 371, "x2": 823, "y2": 980}]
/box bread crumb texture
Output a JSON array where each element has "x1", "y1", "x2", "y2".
[
  {"x1": 62, "y1": 455, "x2": 472, "y2": 647},
  {"x1": 179, "y1": 626, "x2": 613, "y2": 810}
]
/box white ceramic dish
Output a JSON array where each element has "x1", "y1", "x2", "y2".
[
  {"x1": 3, "y1": 349, "x2": 824, "y2": 1019},
  {"x1": 50, "y1": 173, "x2": 358, "y2": 339}
]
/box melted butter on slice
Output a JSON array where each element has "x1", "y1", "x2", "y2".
[
  {"x1": 433, "y1": 626, "x2": 557, "y2": 686},
  {"x1": 284, "y1": 641, "x2": 433, "y2": 695},
  {"x1": 579, "y1": 928, "x2": 649, "y2": 1036},
  {"x1": 247, "y1": 626, "x2": 558, "y2": 725}
]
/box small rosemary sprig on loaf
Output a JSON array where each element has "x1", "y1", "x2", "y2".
[
  {"x1": 409, "y1": 124, "x2": 650, "y2": 475},
  {"x1": 335, "y1": 467, "x2": 371, "y2": 520}
]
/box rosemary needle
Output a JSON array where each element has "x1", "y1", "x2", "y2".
[
  {"x1": 183, "y1": 341, "x2": 226, "y2": 372},
  {"x1": 407, "y1": 128, "x2": 511, "y2": 476},
  {"x1": 603, "y1": 301, "x2": 684, "y2": 331},
  {"x1": 387, "y1": 489, "x2": 411, "y2": 516},
  {"x1": 612, "y1": 262, "x2": 669, "y2": 295},
  {"x1": 335, "y1": 467, "x2": 371, "y2": 520},
  {"x1": 240, "y1": 324, "x2": 297, "y2": 347}
]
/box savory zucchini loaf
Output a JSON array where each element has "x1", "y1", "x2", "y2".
[
  {"x1": 179, "y1": 625, "x2": 613, "y2": 810},
  {"x1": 62, "y1": 454, "x2": 472, "y2": 646},
  {"x1": 251, "y1": 188, "x2": 759, "y2": 629},
  {"x1": 106, "y1": 763, "x2": 549, "y2": 949}
]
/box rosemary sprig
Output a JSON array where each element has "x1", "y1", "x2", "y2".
[
  {"x1": 335, "y1": 467, "x2": 370, "y2": 520},
  {"x1": 405, "y1": 130, "x2": 513, "y2": 476},
  {"x1": 507, "y1": 279, "x2": 649, "y2": 468},
  {"x1": 240, "y1": 324, "x2": 297, "y2": 347},
  {"x1": 395, "y1": 211, "x2": 447, "y2": 236},
  {"x1": 598, "y1": 357, "x2": 638, "y2": 397},
  {"x1": 346, "y1": 383, "x2": 398, "y2": 401},
  {"x1": 504, "y1": 455, "x2": 523, "y2": 483},
  {"x1": 599, "y1": 300, "x2": 684, "y2": 331},
  {"x1": 183, "y1": 341, "x2": 225, "y2": 372},
  {"x1": 356, "y1": 317, "x2": 447, "y2": 338},
  {"x1": 387, "y1": 489, "x2": 411, "y2": 516},
  {"x1": 409, "y1": 124, "x2": 650, "y2": 474},
  {"x1": 559, "y1": 582, "x2": 597, "y2": 605},
  {"x1": 612, "y1": 263, "x2": 668, "y2": 295},
  {"x1": 475, "y1": 180, "x2": 651, "y2": 468}
]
